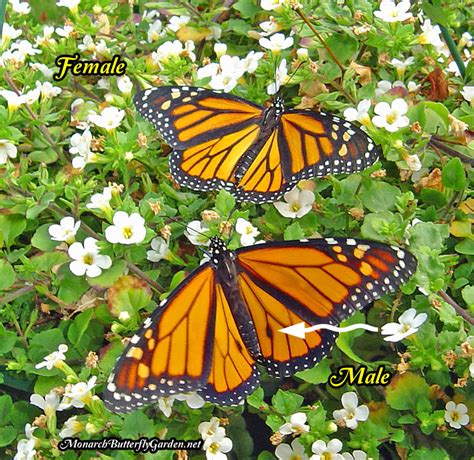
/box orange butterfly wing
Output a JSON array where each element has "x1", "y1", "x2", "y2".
[
  {"x1": 235, "y1": 238, "x2": 416, "y2": 377},
  {"x1": 103, "y1": 265, "x2": 258, "y2": 412}
]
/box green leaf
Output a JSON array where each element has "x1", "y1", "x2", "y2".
[
  {"x1": 442, "y1": 158, "x2": 466, "y2": 191},
  {"x1": 0, "y1": 323, "x2": 17, "y2": 354},
  {"x1": 420, "y1": 188, "x2": 447, "y2": 208},
  {"x1": 272, "y1": 389, "x2": 304, "y2": 415},
  {"x1": 360, "y1": 181, "x2": 401, "y2": 212},
  {"x1": 421, "y1": 0, "x2": 448, "y2": 27},
  {"x1": 31, "y1": 223, "x2": 60, "y2": 251},
  {"x1": 284, "y1": 222, "x2": 304, "y2": 240},
  {"x1": 233, "y1": 0, "x2": 260, "y2": 18},
  {"x1": 296, "y1": 357, "x2": 332, "y2": 384},
  {"x1": 29, "y1": 251, "x2": 69, "y2": 273},
  {"x1": 0, "y1": 426, "x2": 16, "y2": 448},
  {"x1": 0, "y1": 215, "x2": 27, "y2": 248},
  {"x1": 67, "y1": 309, "x2": 93, "y2": 346},
  {"x1": 386, "y1": 372, "x2": 430, "y2": 411},
  {"x1": 107, "y1": 275, "x2": 153, "y2": 318},
  {"x1": 120, "y1": 411, "x2": 155, "y2": 438},
  {"x1": 408, "y1": 222, "x2": 448, "y2": 253},
  {"x1": 0, "y1": 395, "x2": 13, "y2": 426},
  {"x1": 57, "y1": 267, "x2": 89, "y2": 303},
  {"x1": 29, "y1": 147, "x2": 58, "y2": 163},
  {"x1": 246, "y1": 387, "x2": 265, "y2": 409},
  {"x1": 455, "y1": 238, "x2": 474, "y2": 255},
  {"x1": 89, "y1": 260, "x2": 127, "y2": 288},
  {"x1": 214, "y1": 189, "x2": 236, "y2": 217},
  {"x1": 28, "y1": 329, "x2": 66, "y2": 363},
  {"x1": 326, "y1": 33, "x2": 358, "y2": 63},
  {"x1": 0, "y1": 259, "x2": 15, "y2": 291},
  {"x1": 462, "y1": 285, "x2": 474, "y2": 307},
  {"x1": 408, "y1": 447, "x2": 450, "y2": 460}
]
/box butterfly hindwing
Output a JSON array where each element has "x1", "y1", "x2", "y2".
[{"x1": 235, "y1": 238, "x2": 416, "y2": 377}]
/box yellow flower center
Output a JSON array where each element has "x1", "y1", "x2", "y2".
[
  {"x1": 451, "y1": 411, "x2": 460, "y2": 422},
  {"x1": 291, "y1": 203, "x2": 301, "y2": 212},
  {"x1": 208, "y1": 442, "x2": 219, "y2": 454},
  {"x1": 83, "y1": 254, "x2": 94, "y2": 265},
  {"x1": 122, "y1": 226, "x2": 133, "y2": 239},
  {"x1": 386, "y1": 113, "x2": 397, "y2": 124}
]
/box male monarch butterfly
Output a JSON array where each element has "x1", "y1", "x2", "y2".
[
  {"x1": 103, "y1": 237, "x2": 416, "y2": 413},
  {"x1": 134, "y1": 86, "x2": 380, "y2": 203}
]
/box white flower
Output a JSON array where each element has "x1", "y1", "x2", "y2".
[
  {"x1": 446, "y1": 49, "x2": 471, "y2": 76},
  {"x1": 59, "y1": 416, "x2": 85, "y2": 438},
  {"x1": 9, "y1": 0, "x2": 31, "y2": 15},
  {"x1": 1, "y1": 23, "x2": 22, "y2": 42},
  {"x1": 214, "y1": 43, "x2": 227, "y2": 58},
  {"x1": 0, "y1": 89, "x2": 25, "y2": 111},
  {"x1": 333, "y1": 392, "x2": 369, "y2": 429},
  {"x1": 391, "y1": 57, "x2": 415, "y2": 76},
  {"x1": 310, "y1": 439, "x2": 343, "y2": 460},
  {"x1": 87, "y1": 187, "x2": 113, "y2": 212},
  {"x1": 241, "y1": 51, "x2": 264, "y2": 73},
  {"x1": 407, "y1": 81, "x2": 420, "y2": 92},
  {"x1": 158, "y1": 396, "x2": 175, "y2": 418},
  {"x1": 405, "y1": 154, "x2": 422, "y2": 171},
  {"x1": 343, "y1": 99, "x2": 371, "y2": 125},
  {"x1": 279, "y1": 412, "x2": 310, "y2": 435},
  {"x1": 35, "y1": 344, "x2": 68, "y2": 370},
  {"x1": 199, "y1": 417, "x2": 222, "y2": 440},
  {"x1": 78, "y1": 34, "x2": 96, "y2": 53},
  {"x1": 147, "y1": 19, "x2": 163, "y2": 42},
  {"x1": 48, "y1": 217, "x2": 80, "y2": 244},
  {"x1": 70, "y1": 130, "x2": 94, "y2": 168},
  {"x1": 55, "y1": 25, "x2": 74, "y2": 38},
  {"x1": 372, "y1": 99, "x2": 409, "y2": 132},
  {"x1": 167, "y1": 15, "x2": 190, "y2": 32},
  {"x1": 297, "y1": 47, "x2": 309, "y2": 60},
  {"x1": 418, "y1": 19, "x2": 444, "y2": 47},
  {"x1": 88, "y1": 106, "x2": 125, "y2": 130},
  {"x1": 460, "y1": 32, "x2": 473, "y2": 48},
  {"x1": 147, "y1": 237, "x2": 171, "y2": 262},
  {"x1": 261, "y1": 0, "x2": 285, "y2": 11},
  {"x1": 30, "y1": 62, "x2": 54, "y2": 79},
  {"x1": 267, "y1": 58, "x2": 289, "y2": 95},
  {"x1": 23, "y1": 88, "x2": 41, "y2": 105},
  {"x1": 117, "y1": 75, "x2": 133, "y2": 95},
  {"x1": 235, "y1": 218, "x2": 260, "y2": 246},
  {"x1": 259, "y1": 33, "x2": 293, "y2": 52},
  {"x1": 30, "y1": 390, "x2": 65, "y2": 416},
  {"x1": 375, "y1": 80, "x2": 406, "y2": 97},
  {"x1": 374, "y1": 0, "x2": 412, "y2": 23},
  {"x1": 381, "y1": 308, "x2": 428, "y2": 342},
  {"x1": 35, "y1": 81, "x2": 62, "y2": 98},
  {"x1": 185, "y1": 220, "x2": 210, "y2": 246},
  {"x1": 68, "y1": 237, "x2": 112, "y2": 277},
  {"x1": 342, "y1": 451, "x2": 367, "y2": 460},
  {"x1": 274, "y1": 187, "x2": 315, "y2": 218},
  {"x1": 57, "y1": 0, "x2": 80, "y2": 10},
  {"x1": 461, "y1": 86, "x2": 474, "y2": 104},
  {"x1": 175, "y1": 391, "x2": 205, "y2": 409},
  {"x1": 24, "y1": 424, "x2": 36, "y2": 440},
  {"x1": 105, "y1": 211, "x2": 146, "y2": 245},
  {"x1": 444, "y1": 401, "x2": 469, "y2": 429},
  {"x1": 259, "y1": 17, "x2": 281, "y2": 36},
  {"x1": 14, "y1": 439, "x2": 36, "y2": 460},
  {"x1": 152, "y1": 40, "x2": 195, "y2": 65},
  {"x1": 0, "y1": 139, "x2": 18, "y2": 164},
  {"x1": 10, "y1": 40, "x2": 41, "y2": 57},
  {"x1": 62, "y1": 376, "x2": 97, "y2": 409},
  {"x1": 198, "y1": 55, "x2": 245, "y2": 93},
  {"x1": 203, "y1": 430, "x2": 233, "y2": 460},
  {"x1": 275, "y1": 439, "x2": 309, "y2": 460}
]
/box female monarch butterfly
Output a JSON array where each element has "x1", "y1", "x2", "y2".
[
  {"x1": 103, "y1": 237, "x2": 416, "y2": 413},
  {"x1": 134, "y1": 86, "x2": 380, "y2": 203}
]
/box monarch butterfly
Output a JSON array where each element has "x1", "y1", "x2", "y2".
[
  {"x1": 134, "y1": 86, "x2": 380, "y2": 203},
  {"x1": 103, "y1": 237, "x2": 416, "y2": 413}
]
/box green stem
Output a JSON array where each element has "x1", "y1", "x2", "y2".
[
  {"x1": 0, "y1": 0, "x2": 6, "y2": 37},
  {"x1": 439, "y1": 25, "x2": 465, "y2": 78}
]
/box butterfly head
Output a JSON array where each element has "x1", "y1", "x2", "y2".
[
  {"x1": 208, "y1": 237, "x2": 228, "y2": 265},
  {"x1": 273, "y1": 96, "x2": 285, "y2": 116}
]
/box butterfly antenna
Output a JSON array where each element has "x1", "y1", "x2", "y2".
[
  {"x1": 286, "y1": 61, "x2": 303, "y2": 86},
  {"x1": 165, "y1": 215, "x2": 211, "y2": 240}
]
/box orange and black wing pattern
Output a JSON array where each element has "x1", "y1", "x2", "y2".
[
  {"x1": 103, "y1": 265, "x2": 259, "y2": 412},
  {"x1": 135, "y1": 86, "x2": 380, "y2": 203},
  {"x1": 235, "y1": 237, "x2": 416, "y2": 377}
]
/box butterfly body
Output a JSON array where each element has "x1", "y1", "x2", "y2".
[
  {"x1": 135, "y1": 86, "x2": 380, "y2": 203},
  {"x1": 104, "y1": 237, "x2": 416, "y2": 413}
]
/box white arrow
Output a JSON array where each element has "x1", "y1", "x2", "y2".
[{"x1": 279, "y1": 322, "x2": 379, "y2": 339}]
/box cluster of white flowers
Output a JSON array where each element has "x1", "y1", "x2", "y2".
[
  {"x1": 275, "y1": 393, "x2": 370, "y2": 459},
  {"x1": 197, "y1": 44, "x2": 264, "y2": 93},
  {"x1": 198, "y1": 417, "x2": 233, "y2": 460}
]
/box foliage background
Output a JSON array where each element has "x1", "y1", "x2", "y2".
[{"x1": 0, "y1": 0, "x2": 473, "y2": 459}]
